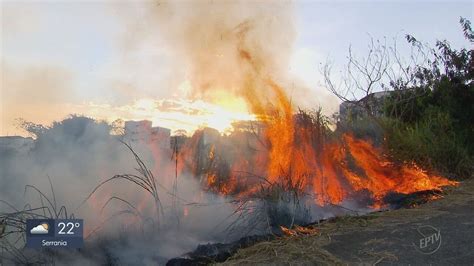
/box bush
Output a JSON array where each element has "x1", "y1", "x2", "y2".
[{"x1": 383, "y1": 113, "x2": 473, "y2": 179}]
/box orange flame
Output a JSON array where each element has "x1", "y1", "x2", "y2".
[
  {"x1": 176, "y1": 78, "x2": 457, "y2": 209},
  {"x1": 280, "y1": 225, "x2": 318, "y2": 237},
  {"x1": 172, "y1": 24, "x2": 457, "y2": 209}
]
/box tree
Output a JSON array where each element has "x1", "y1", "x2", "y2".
[{"x1": 322, "y1": 34, "x2": 431, "y2": 122}]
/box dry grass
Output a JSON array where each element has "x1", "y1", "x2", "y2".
[
  {"x1": 82, "y1": 141, "x2": 165, "y2": 233},
  {"x1": 219, "y1": 216, "x2": 367, "y2": 265},
  {"x1": 220, "y1": 235, "x2": 344, "y2": 265}
]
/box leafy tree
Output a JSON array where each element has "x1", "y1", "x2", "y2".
[{"x1": 383, "y1": 18, "x2": 474, "y2": 178}]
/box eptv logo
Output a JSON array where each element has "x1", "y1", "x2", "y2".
[{"x1": 413, "y1": 225, "x2": 441, "y2": 255}]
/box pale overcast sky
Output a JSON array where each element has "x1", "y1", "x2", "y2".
[{"x1": 1, "y1": 0, "x2": 473, "y2": 136}]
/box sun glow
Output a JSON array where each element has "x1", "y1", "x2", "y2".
[
  {"x1": 199, "y1": 106, "x2": 255, "y2": 133},
  {"x1": 99, "y1": 96, "x2": 256, "y2": 134},
  {"x1": 190, "y1": 91, "x2": 256, "y2": 132}
]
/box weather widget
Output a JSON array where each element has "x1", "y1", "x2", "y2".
[{"x1": 26, "y1": 219, "x2": 83, "y2": 249}]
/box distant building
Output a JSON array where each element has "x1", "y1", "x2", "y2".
[
  {"x1": 338, "y1": 91, "x2": 395, "y2": 143},
  {"x1": 339, "y1": 91, "x2": 391, "y2": 122},
  {"x1": 123, "y1": 120, "x2": 171, "y2": 149},
  {"x1": 170, "y1": 134, "x2": 189, "y2": 153}
]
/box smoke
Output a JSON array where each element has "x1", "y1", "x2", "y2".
[
  {"x1": 0, "y1": 116, "x2": 239, "y2": 263},
  {"x1": 122, "y1": 0, "x2": 300, "y2": 115}
]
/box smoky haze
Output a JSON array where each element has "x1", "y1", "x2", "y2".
[
  {"x1": 122, "y1": 0, "x2": 321, "y2": 115},
  {"x1": 0, "y1": 116, "x2": 239, "y2": 263}
]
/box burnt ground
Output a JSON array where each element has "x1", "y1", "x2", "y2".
[{"x1": 219, "y1": 180, "x2": 474, "y2": 265}]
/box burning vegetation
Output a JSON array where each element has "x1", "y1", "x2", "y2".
[
  {"x1": 156, "y1": 4, "x2": 457, "y2": 220},
  {"x1": 178, "y1": 106, "x2": 456, "y2": 211}
]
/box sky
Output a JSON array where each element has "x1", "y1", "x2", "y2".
[{"x1": 1, "y1": 0, "x2": 473, "y2": 136}]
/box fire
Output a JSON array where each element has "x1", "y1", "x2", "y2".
[
  {"x1": 280, "y1": 225, "x2": 318, "y2": 237},
  {"x1": 341, "y1": 135, "x2": 456, "y2": 200},
  {"x1": 170, "y1": 18, "x2": 457, "y2": 211},
  {"x1": 176, "y1": 78, "x2": 457, "y2": 209}
]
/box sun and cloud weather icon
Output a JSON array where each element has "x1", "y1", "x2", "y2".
[{"x1": 30, "y1": 223, "x2": 49, "y2": 234}]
